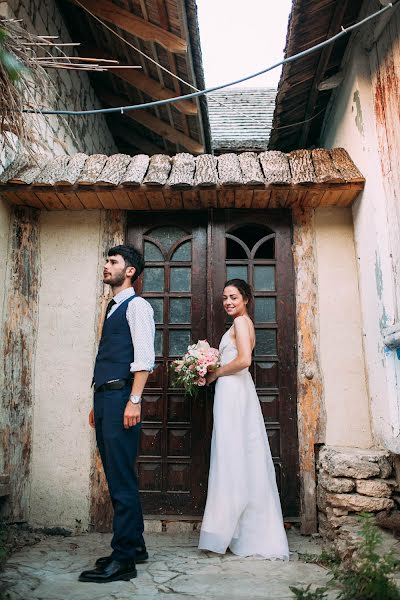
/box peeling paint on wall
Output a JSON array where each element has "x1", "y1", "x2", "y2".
[
  {"x1": 353, "y1": 90, "x2": 365, "y2": 136},
  {"x1": 375, "y1": 252, "x2": 383, "y2": 300}
]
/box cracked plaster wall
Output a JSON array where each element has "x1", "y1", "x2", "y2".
[
  {"x1": 321, "y1": 22, "x2": 400, "y2": 451},
  {"x1": 29, "y1": 211, "x2": 102, "y2": 528}
]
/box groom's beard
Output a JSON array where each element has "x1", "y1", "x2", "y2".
[{"x1": 103, "y1": 269, "x2": 127, "y2": 287}]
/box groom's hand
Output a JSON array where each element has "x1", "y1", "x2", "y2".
[
  {"x1": 89, "y1": 408, "x2": 95, "y2": 429},
  {"x1": 124, "y1": 401, "x2": 141, "y2": 429}
]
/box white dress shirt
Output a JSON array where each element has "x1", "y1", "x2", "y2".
[{"x1": 108, "y1": 287, "x2": 155, "y2": 373}]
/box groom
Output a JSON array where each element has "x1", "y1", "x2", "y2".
[{"x1": 79, "y1": 245, "x2": 155, "y2": 583}]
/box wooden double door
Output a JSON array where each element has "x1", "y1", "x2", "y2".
[{"x1": 127, "y1": 209, "x2": 299, "y2": 518}]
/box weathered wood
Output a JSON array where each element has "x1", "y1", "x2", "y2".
[
  {"x1": 292, "y1": 206, "x2": 323, "y2": 534},
  {"x1": 35, "y1": 156, "x2": 71, "y2": 185},
  {"x1": 0, "y1": 190, "x2": 24, "y2": 206},
  {"x1": 311, "y1": 149, "x2": 344, "y2": 183},
  {"x1": 77, "y1": 190, "x2": 102, "y2": 209},
  {"x1": 235, "y1": 188, "x2": 253, "y2": 208},
  {"x1": 303, "y1": 189, "x2": 322, "y2": 208},
  {"x1": 270, "y1": 188, "x2": 290, "y2": 208},
  {"x1": 218, "y1": 188, "x2": 235, "y2": 208},
  {"x1": 200, "y1": 188, "x2": 217, "y2": 208},
  {"x1": 288, "y1": 150, "x2": 316, "y2": 184},
  {"x1": 78, "y1": 154, "x2": 108, "y2": 184},
  {"x1": 0, "y1": 154, "x2": 29, "y2": 183},
  {"x1": 2, "y1": 207, "x2": 40, "y2": 520},
  {"x1": 252, "y1": 189, "x2": 271, "y2": 208},
  {"x1": 167, "y1": 153, "x2": 195, "y2": 187},
  {"x1": 73, "y1": 0, "x2": 187, "y2": 54},
  {"x1": 145, "y1": 190, "x2": 166, "y2": 209},
  {"x1": 90, "y1": 209, "x2": 126, "y2": 532},
  {"x1": 96, "y1": 154, "x2": 132, "y2": 185},
  {"x1": 112, "y1": 190, "x2": 134, "y2": 210},
  {"x1": 55, "y1": 191, "x2": 84, "y2": 210},
  {"x1": 163, "y1": 189, "x2": 183, "y2": 209},
  {"x1": 128, "y1": 190, "x2": 149, "y2": 209},
  {"x1": 35, "y1": 191, "x2": 64, "y2": 210},
  {"x1": 97, "y1": 190, "x2": 118, "y2": 209},
  {"x1": 217, "y1": 154, "x2": 243, "y2": 185},
  {"x1": 194, "y1": 154, "x2": 218, "y2": 186},
  {"x1": 9, "y1": 157, "x2": 47, "y2": 184},
  {"x1": 182, "y1": 189, "x2": 202, "y2": 209},
  {"x1": 330, "y1": 148, "x2": 364, "y2": 182},
  {"x1": 259, "y1": 151, "x2": 291, "y2": 184},
  {"x1": 238, "y1": 152, "x2": 264, "y2": 185},
  {"x1": 15, "y1": 190, "x2": 45, "y2": 210},
  {"x1": 111, "y1": 67, "x2": 197, "y2": 116},
  {"x1": 143, "y1": 154, "x2": 171, "y2": 185},
  {"x1": 121, "y1": 155, "x2": 150, "y2": 185},
  {"x1": 57, "y1": 153, "x2": 88, "y2": 185}
]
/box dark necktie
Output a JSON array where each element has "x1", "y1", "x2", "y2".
[{"x1": 105, "y1": 298, "x2": 116, "y2": 318}]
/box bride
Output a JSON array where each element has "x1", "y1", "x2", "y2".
[{"x1": 198, "y1": 279, "x2": 289, "y2": 560}]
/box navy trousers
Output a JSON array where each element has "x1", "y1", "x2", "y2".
[{"x1": 94, "y1": 384, "x2": 144, "y2": 562}]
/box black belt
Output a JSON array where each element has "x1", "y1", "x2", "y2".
[{"x1": 94, "y1": 379, "x2": 132, "y2": 393}]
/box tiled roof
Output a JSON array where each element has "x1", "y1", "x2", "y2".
[
  {"x1": 0, "y1": 149, "x2": 365, "y2": 211},
  {"x1": 208, "y1": 88, "x2": 277, "y2": 153}
]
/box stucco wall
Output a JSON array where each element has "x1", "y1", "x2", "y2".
[
  {"x1": 0, "y1": 0, "x2": 116, "y2": 167},
  {"x1": 29, "y1": 211, "x2": 101, "y2": 529},
  {"x1": 321, "y1": 28, "x2": 400, "y2": 451},
  {"x1": 314, "y1": 207, "x2": 372, "y2": 448}
]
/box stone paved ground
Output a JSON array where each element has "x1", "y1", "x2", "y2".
[{"x1": 0, "y1": 528, "x2": 340, "y2": 600}]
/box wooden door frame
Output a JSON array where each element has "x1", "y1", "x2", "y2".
[{"x1": 90, "y1": 207, "x2": 323, "y2": 533}]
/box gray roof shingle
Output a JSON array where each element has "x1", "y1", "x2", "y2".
[{"x1": 208, "y1": 88, "x2": 277, "y2": 153}]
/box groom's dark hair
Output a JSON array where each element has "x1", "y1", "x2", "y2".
[
  {"x1": 108, "y1": 244, "x2": 144, "y2": 283},
  {"x1": 224, "y1": 279, "x2": 253, "y2": 304}
]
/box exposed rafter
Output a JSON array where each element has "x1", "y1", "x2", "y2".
[
  {"x1": 83, "y1": 45, "x2": 197, "y2": 116},
  {"x1": 110, "y1": 119, "x2": 165, "y2": 155},
  {"x1": 100, "y1": 91, "x2": 204, "y2": 154},
  {"x1": 71, "y1": 0, "x2": 187, "y2": 54}
]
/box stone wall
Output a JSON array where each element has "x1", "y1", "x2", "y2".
[
  {"x1": 0, "y1": 0, "x2": 117, "y2": 168},
  {"x1": 317, "y1": 446, "x2": 397, "y2": 558}
]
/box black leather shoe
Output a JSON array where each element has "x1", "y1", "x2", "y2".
[
  {"x1": 79, "y1": 559, "x2": 137, "y2": 583},
  {"x1": 95, "y1": 547, "x2": 148, "y2": 568}
]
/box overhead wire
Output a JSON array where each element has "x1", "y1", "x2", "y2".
[{"x1": 17, "y1": 2, "x2": 393, "y2": 116}]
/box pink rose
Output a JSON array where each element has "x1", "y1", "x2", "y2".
[{"x1": 197, "y1": 377, "x2": 206, "y2": 386}]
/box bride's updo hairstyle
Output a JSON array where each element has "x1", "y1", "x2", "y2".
[{"x1": 224, "y1": 278, "x2": 253, "y2": 306}]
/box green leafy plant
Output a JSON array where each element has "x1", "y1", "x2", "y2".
[
  {"x1": 298, "y1": 549, "x2": 340, "y2": 569},
  {"x1": 290, "y1": 513, "x2": 400, "y2": 600},
  {"x1": 333, "y1": 513, "x2": 400, "y2": 600},
  {"x1": 289, "y1": 584, "x2": 329, "y2": 600}
]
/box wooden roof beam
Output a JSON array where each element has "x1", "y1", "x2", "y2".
[
  {"x1": 83, "y1": 45, "x2": 197, "y2": 116},
  {"x1": 100, "y1": 91, "x2": 204, "y2": 154},
  {"x1": 72, "y1": 0, "x2": 187, "y2": 54},
  {"x1": 110, "y1": 120, "x2": 165, "y2": 155},
  {"x1": 298, "y1": 1, "x2": 350, "y2": 148}
]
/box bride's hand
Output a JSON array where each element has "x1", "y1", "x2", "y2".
[{"x1": 206, "y1": 370, "x2": 218, "y2": 385}]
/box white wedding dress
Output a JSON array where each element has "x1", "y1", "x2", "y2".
[{"x1": 198, "y1": 329, "x2": 289, "y2": 560}]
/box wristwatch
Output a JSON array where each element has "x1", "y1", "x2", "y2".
[{"x1": 129, "y1": 394, "x2": 142, "y2": 405}]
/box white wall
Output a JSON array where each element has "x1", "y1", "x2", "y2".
[
  {"x1": 314, "y1": 207, "x2": 372, "y2": 448},
  {"x1": 29, "y1": 211, "x2": 101, "y2": 529},
  {"x1": 321, "y1": 31, "x2": 400, "y2": 451}
]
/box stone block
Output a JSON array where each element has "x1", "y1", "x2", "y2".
[
  {"x1": 165, "y1": 521, "x2": 197, "y2": 534},
  {"x1": 144, "y1": 520, "x2": 162, "y2": 533},
  {"x1": 355, "y1": 479, "x2": 393, "y2": 498},
  {"x1": 317, "y1": 485, "x2": 328, "y2": 512},
  {"x1": 326, "y1": 492, "x2": 394, "y2": 512},
  {"x1": 319, "y1": 446, "x2": 389, "y2": 479},
  {"x1": 319, "y1": 471, "x2": 355, "y2": 493},
  {"x1": 332, "y1": 507, "x2": 349, "y2": 516}
]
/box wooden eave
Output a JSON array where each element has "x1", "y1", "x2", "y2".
[
  {"x1": 0, "y1": 148, "x2": 365, "y2": 211},
  {"x1": 269, "y1": 0, "x2": 364, "y2": 151},
  {"x1": 58, "y1": 0, "x2": 211, "y2": 155}
]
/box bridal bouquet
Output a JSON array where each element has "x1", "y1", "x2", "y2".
[{"x1": 172, "y1": 340, "x2": 220, "y2": 396}]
